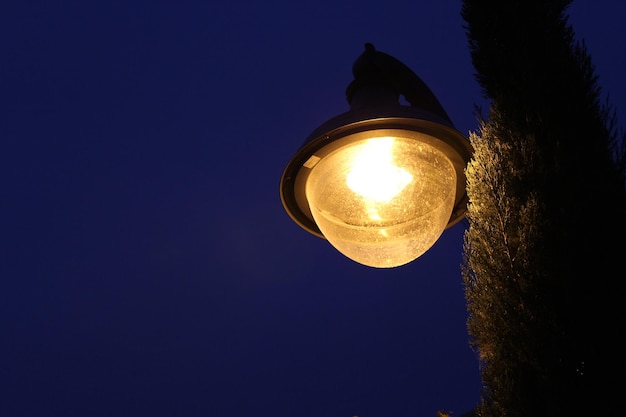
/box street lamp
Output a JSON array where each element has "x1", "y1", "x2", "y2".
[{"x1": 280, "y1": 43, "x2": 472, "y2": 268}]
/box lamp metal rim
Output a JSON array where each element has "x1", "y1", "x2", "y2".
[{"x1": 280, "y1": 115, "x2": 472, "y2": 239}]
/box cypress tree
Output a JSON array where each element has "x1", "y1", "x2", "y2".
[{"x1": 460, "y1": 1, "x2": 626, "y2": 416}]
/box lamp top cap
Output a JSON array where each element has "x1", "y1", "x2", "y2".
[{"x1": 346, "y1": 43, "x2": 453, "y2": 125}]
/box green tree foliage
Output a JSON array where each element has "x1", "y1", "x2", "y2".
[{"x1": 460, "y1": 1, "x2": 626, "y2": 416}]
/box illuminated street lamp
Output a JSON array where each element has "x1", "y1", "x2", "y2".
[{"x1": 280, "y1": 44, "x2": 472, "y2": 268}]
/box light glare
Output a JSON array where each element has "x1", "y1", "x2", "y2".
[{"x1": 346, "y1": 137, "x2": 413, "y2": 202}]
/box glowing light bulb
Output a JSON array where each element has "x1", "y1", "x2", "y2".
[{"x1": 346, "y1": 137, "x2": 413, "y2": 202}]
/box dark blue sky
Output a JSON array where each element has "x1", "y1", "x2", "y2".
[{"x1": 2, "y1": 1, "x2": 624, "y2": 416}]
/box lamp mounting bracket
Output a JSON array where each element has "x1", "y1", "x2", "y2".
[{"x1": 345, "y1": 43, "x2": 452, "y2": 125}]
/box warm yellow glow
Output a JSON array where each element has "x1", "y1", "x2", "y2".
[
  {"x1": 305, "y1": 134, "x2": 456, "y2": 268},
  {"x1": 346, "y1": 137, "x2": 413, "y2": 202}
]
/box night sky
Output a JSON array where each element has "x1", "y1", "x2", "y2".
[{"x1": 2, "y1": 1, "x2": 625, "y2": 416}]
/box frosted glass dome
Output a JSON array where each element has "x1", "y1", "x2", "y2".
[{"x1": 305, "y1": 135, "x2": 456, "y2": 268}]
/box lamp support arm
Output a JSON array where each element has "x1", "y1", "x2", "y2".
[{"x1": 345, "y1": 43, "x2": 453, "y2": 125}]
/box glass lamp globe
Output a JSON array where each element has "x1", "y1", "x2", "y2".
[{"x1": 304, "y1": 132, "x2": 457, "y2": 268}]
